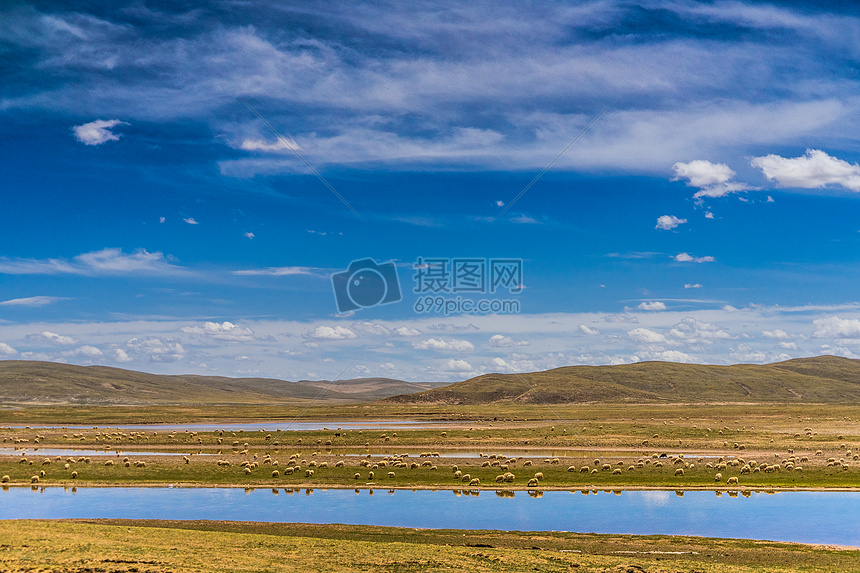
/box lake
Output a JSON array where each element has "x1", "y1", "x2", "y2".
[{"x1": 1, "y1": 487, "x2": 856, "y2": 546}]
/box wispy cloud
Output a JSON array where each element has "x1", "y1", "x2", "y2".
[
  {"x1": 674, "y1": 253, "x2": 715, "y2": 263},
  {"x1": 233, "y1": 266, "x2": 327, "y2": 277},
  {"x1": 0, "y1": 296, "x2": 68, "y2": 307},
  {"x1": 0, "y1": 248, "x2": 184, "y2": 276}
]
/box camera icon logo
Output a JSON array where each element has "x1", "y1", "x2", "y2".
[{"x1": 331, "y1": 258, "x2": 402, "y2": 313}]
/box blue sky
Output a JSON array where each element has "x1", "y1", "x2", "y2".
[{"x1": 3, "y1": 1, "x2": 860, "y2": 381}]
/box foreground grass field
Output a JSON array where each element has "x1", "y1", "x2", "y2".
[{"x1": 1, "y1": 519, "x2": 858, "y2": 573}]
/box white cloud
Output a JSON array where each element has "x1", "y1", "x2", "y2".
[
  {"x1": 413, "y1": 338, "x2": 475, "y2": 352},
  {"x1": 813, "y1": 316, "x2": 860, "y2": 339},
  {"x1": 628, "y1": 328, "x2": 666, "y2": 344},
  {"x1": 751, "y1": 149, "x2": 860, "y2": 192},
  {"x1": 244, "y1": 232, "x2": 255, "y2": 239},
  {"x1": 440, "y1": 359, "x2": 474, "y2": 372},
  {"x1": 704, "y1": 211, "x2": 715, "y2": 219},
  {"x1": 183, "y1": 217, "x2": 199, "y2": 225},
  {"x1": 0, "y1": 296, "x2": 67, "y2": 307},
  {"x1": 63, "y1": 345, "x2": 103, "y2": 358},
  {"x1": 684, "y1": 283, "x2": 703, "y2": 289},
  {"x1": 488, "y1": 334, "x2": 529, "y2": 348},
  {"x1": 112, "y1": 348, "x2": 133, "y2": 362},
  {"x1": 668, "y1": 317, "x2": 731, "y2": 344},
  {"x1": 779, "y1": 341, "x2": 798, "y2": 350},
  {"x1": 578, "y1": 324, "x2": 600, "y2": 335},
  {"x1": 233, "y1": 266, "x2": 324, "y2": 277},
  {"x1": 603, "y1": 313, "x2": 639, "y2": 323},
  {"x1": 394, "y1": 326, "x2": 422, "y2": 337},
  {"x1": 672, "y1": 160, "x2": 751, "y2": 198},
  {"x1": 642, "y1": 349, "x2": 695, "y2": 363},
  {"x1": 308, "y1": 325, "x2": 358, "y2": 340},
  {"x1": 0, "y1": 248, "x2": 183, "y2": 276},
  {"x1": 181, "y1": 321, "x2": 255, "y2": 342},
  {"x1": 159, "y1": 217, "x2": 166, "y2": 223},
  {"x1": 637, "y1": 301, "x2": 667, "y2": 311},
  {"x1": 29, "y1": 331, "x2": 78, "y2": 346},
  {"x1": 0, "y1": 342, "x2": 17, "y2": 356},
  {"x1": 674, "y1": 252, "x2": 715, "y2": 263},
  {"x1": 125, "y1": 337, "x2": 186, "y2": 362},
  {"x1": 240, "y1": 137, "x2": 300, "y2": 152},
  {"x1": 351, "y1": 322, "x2": 391, "y2": 336},
  {"x1": 762, "y1": 329, "x2": 790, "y2": 339},
  {"x1": 655, "y1": 215, "x2": 687, "y2": 231},
  {"x1": 72, "y1": 119, "x2": 128, "y2": 145}
]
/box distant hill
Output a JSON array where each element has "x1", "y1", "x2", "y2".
[
  {"x1": 383, "y1": 355, "x2": 860, "y2": 404},
  {"x1": 0, "y1": 361, "x2": 443, "y2": 406}
]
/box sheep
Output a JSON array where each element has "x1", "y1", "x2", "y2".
[
  {"x1": 354, "y1": 472, "x2": 361, "y2": 479},
  {"x1": 0, "y1": 475, "x2": 8, "y2": 483},
  {"x1": 601, "y1": 463, "x2": 611, "y2": 471},
  {"x1": 368, "y1": 471, "x2": 374, "y2": 479},
  {"x1": 495, "y1": 474, "x2": 505, "y2": 482},
  {"x1": 567, "y1": 465, "x2": 576, "y2": 472},
  {"x1": 454, "y1": 470, "x2": 462, "y2": 478},
  {"x1": 726, "y1": 476, "x2": 739, "y2": 485},
  {"x1": 503, "y1": 473, "x2": 515, "y2": 483},
  {"x1": 674, "y1": 468, "x2": 684, "y2": 477},
  {"x1": 523, "y1": 460, "x2": 533, "y2": 466},
  {"x1": 534, "y1": 472, "x2": 544, "y2": 481},
  {"x1": 469, "y1": 478, "x2": 480, "y2": 486},
  {"x1": 335, "y1": 461, "x2": 344, "y2": 468},
  {"x1": 71, "y1": 471, "x2": 78, "y2": 479},
  {"x1": 481, "y1": 461, "x2": 490, "y2": 467},
  {"x1": 612, "y1": 469, "x2": 622, "y2": 475},
  {"x1": 305, "y1": 469, "x2": 315, "y2": 477},
  {"x1": 244, "y1": 467, "x2": 252, "y2": 475},
  {"x1": 30, "y1": 476, "x2": 39, "y2": 483},
  {"x1": 272, "y1": 470, "x2": 280, "y2": 478},
  {"x1": 715, "y1": 472, "x2": 722, "y2": 482},
  {"x1": 580, "y1": 466, "x2": 589, "y2": 473},
  {"x1": 183, "y1": 456, "x2": 190, "y2": 464},
  {"x1": 527, "y1": 478, "x2": 539, "y2": 487},
  {"x1": 429, "y1": 466, "x2": 437, "y2": 471}
]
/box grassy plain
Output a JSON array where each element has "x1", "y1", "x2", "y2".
[{"x1": 2, "y1": 519, "x2": 859, "y2": 573}]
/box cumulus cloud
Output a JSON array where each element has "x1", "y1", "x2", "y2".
[
  {"x1": 63, "y1": 345, "x2": 104, "y2": 358},
  {"x1": 751, "y1": 149, "x2": 860, "y2": 192},
  {"x1": 488, "y1": 334, "x2": 529, "y2": 348},
  {"x1": 642, "y1": 349, "x2": 696, "y2": 363},
  {"x1": 72, "y1": 119, "x2": 128, "y2": 145},
  {"x1": 394, "y1": 326, "x2": 422, "y2": 337},
  {"x1": 440, "y1": 359, "x2": 474, "y2": 372},
  {"x1": 181, "y1": 321, "x2": 255, "y2": 342},
  {"x1": 704, "y1": 211, "x2": 715, "y2": 219},
  {"x1": 0, "y1": 296, "x2": 67, "y2": 307},
  {"x1": 578, "y1": 324, "x2": 600, "y2": 335},
  {"x1": 413, "y1": 338, "x2": 475, "y2": 352},
  {"x1": 308, "y1": 326, "x2": 358, "y2": 340},
  {"x1": 674, "y1": 252, "x2": 715, "y2": 263},
  {"x1": 672, "y1": 160, "x2": 751, "y2": 198},
  {"x1": 684, "y1": 283, "x2": 703, "y2": 289},
  {"x1": 655, "y1": 215, "x2": 687, "y2": 231},
  {"x1": 628, "y1": 328, "x2": 666, "y2": 344},
  {"x1": 28, "y1": 331, "x2": 78, "y2": 346},
  {"x1": 762, "y1": 329, "x2": 790, "y2": 339},
  {"x1": 112, "y1": 348, "x2": 133, "y2": 362},
  {"x1": 0, "y1": 342, "x2": 17, "y2": 356},
  {"x1": 125, "y1": 337, "x2": 186, "y2": 362},
  {"x1": 637, "y1": 301, "x2": 667, "y2": 311},
  {"x1": 668, "y1": 317, "x2": 731, "y2": 344},
  {"x1": 813, "y1": 316, "x2": 860, "y2": 339}
]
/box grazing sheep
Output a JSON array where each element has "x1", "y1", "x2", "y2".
[
  {"x1": 726, "y1": 476, "x2": 739, "y2": 485},
  {"x1": 368, "y1": 471, "x2": 374, "y2": 479},
  {"x1": 580, "y1": 466, "x2": 589, "y2": 473},
  {"x1": 183, "y1": 456, "x2": 190, "y2": 464},
  {"x1": 612, "y1": 469, "x2": 622, "y2": 475},
  {"x1": 1, "y1": 475, "x2": 8, "y2": 483},
  {"x1": 523, "y1": 460, "x2": 533, "y2": 466},
  {"x1": 591, "y1": 469, "x2": 598, "y2": 475},
  {"x1": 30, "y1": 476, "x2": 39, "y2": 483},
  {"x1": 272, "y1": 470, "x2": 279, "y2": 478},
  {"x1": 481, "y1": 461, "x2": 490, "y2": 467},
  {"x1": 71, "y1": 471, "x2": 78, "y2": 479},
  {"x1": 388, "y1": 472, "x2": 395, "y2": 478},
  {"x1": 454, "y1": 470, "x2": 462, "y2": 478},
  {"x1": 244, "y1": 467, "x2": 252, "y2": 475},
  {"x1": 306, "y1": 469, "x2": 315, "y2": 477},
  {"x1": 527, "y1": 478, "x2": 539, "y2": 487},
  {"x1": 534, "y1": 472, "x2": 544, "y2": 481},
  {"x1": 715, "y1": 473, "x2": 722, "y2": 482},
  {"x1": 567, "y1": 466, "x2": 576, "y2": 472},
  {"x1": 335, "y1": 461, "x2": 344, "y2": 468},
  {"x1": 627, "y1": 466, "x2": 635, "y2": 472},
  {"x1": 601, "y1": 464, "x2": 611, "y2": 471},
  {"x1": 674, "y1": 468, "x2": 684, "y2": 477},
  {"x1": 503, "y1": 473, "x2": 515, "y2": 483},
  {"x1": 354, "y1": 472, "x2": 361, "y2": 479},
  {"x1": 430, "y1": 466, "x2": 437, "y2": 471},
  {"x1": 495, "y1": 474, "x2": 504, "y2": 482},
  {"x1": 469, "y1": 478, "x2": 480, "y2": 486}
]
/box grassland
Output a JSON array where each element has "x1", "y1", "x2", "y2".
[
  {"x1": 1, "y1": 519, "x2": 858, "y2": 573},
  {"x1": 3, "y1": 403, "x2": 860, "y2": 489}
]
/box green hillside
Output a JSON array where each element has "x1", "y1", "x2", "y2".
[
  {"x1": 0, "y1": 361, "x2": 435, "y2": 405},
  {"x1": 384, "y1": 355, "x2": 860, "y2": 404}
]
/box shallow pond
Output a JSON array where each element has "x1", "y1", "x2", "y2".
[
  {"x1": 0, "y1": 487, "x2": 856, "y2": 546},
  {"x1": 6, "y1": 421, "x2": 474, "y2": 432}
]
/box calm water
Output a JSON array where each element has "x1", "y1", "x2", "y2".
[{"x1": 0, "y1": 487, "x2": 856, "y2": 546}]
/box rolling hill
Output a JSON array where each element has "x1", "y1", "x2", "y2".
[
  {"x1": 0, "y1": 361, "x2": 443, "y2": 406},
  {"x1": 383, "y1": 355, "x2": 860, "y2": 404}
]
